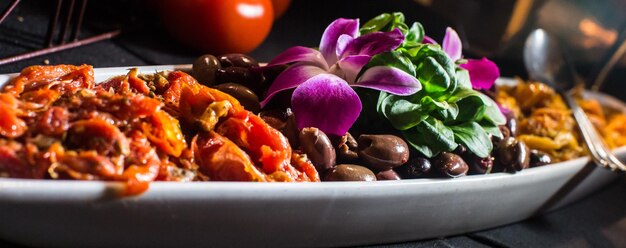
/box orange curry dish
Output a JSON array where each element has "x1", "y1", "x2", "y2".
[{"x1": 0, "y1": 65, "x2": 320, "y2": 195}]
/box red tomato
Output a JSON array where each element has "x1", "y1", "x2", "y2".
[
  {"x1": 158, "y1": 0, "x2": 274, "y2": 54},
  {"x1": 271, "y1": 0, "x2": 291, "y2": 19}
]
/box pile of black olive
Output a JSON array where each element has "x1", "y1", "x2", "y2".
[
  {"x1": 192, "y1": 54, "x2": 554, "y2": 181},
  {"x1": 192, "y1": 53, "x2": 283, "y2": 114}
]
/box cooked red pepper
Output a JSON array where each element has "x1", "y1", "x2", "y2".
[{"x1": 0, "y1": 65, "x2": 320, "y2": 196}]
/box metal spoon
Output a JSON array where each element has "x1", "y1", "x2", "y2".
[{"x1": 523, "y1": 28, "x2": 626, "y2": 171}]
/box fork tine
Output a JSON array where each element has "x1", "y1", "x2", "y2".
[
  {"x1": 70, "y1": 0, "x2": 87, "y2": 41},
  {"x1": 46, "y1": 0, "x2": 63, "y2": 47},
  {"x1": 607, "y1": 153, "x2": 626, "y2": 171},
  {"x1": 0, "y1": 0, "x2": 20, "y2": 24},
  {"x1": 58, "y1": 0, "x2": 75, "y2": 45}
]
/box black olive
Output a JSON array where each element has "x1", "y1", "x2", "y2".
[
  {"x1": 333, "y1": 132, "x2": 359, "y2": 163},
  {"x1": 530, "y1": 149, "x2": 551, "y2": 167},
  {"x1": 504, "y1": 111, "x2": 517, "y2": 137},
  {"x1": 358, "y1": 134, "x2": 409, "y2": 171},
  {"x1": 215, "y1": 67, "x2": 265, "y2": 92},
  {"x1": 212, "y1": 83, "x2": 260, "y2": 113},
  {"x1": 192, "y1": 54, "x2": 221, "y2": 86},
  {"x1": 496, "y1": 137, "x2": 530, "y2": 172},
  {"x1": 283, "y1": 109, "x2": 299, "y2": 148},
  {"x1": 453, "y1": 144, "x2": 467, "y2": 155},
  {"x1": 466, "y1": 154, "x2": 494, "y2": 174},
  {"x1": 492, "y1": 125, "x2": 510, "y2": 144},
  {"x1": 433, "y1": 152, "x2": 469, "y2": 178},
  {"x1": 298, "y1": 127, "x2": 336, "y2": 173},
  {"x1": 218, "y1": 53, "x2": 259, "y2": 68},
  {"x1": 324, "y1": 164, "x2": 376, "y2": 181},
  {"x1": 396, "y1": 157, "x2": 431, "y2": 179},
  {"x1": 259, "y1": 109, "x2": 290, "y2": 131},
  {"x1": 376, "y1": 169, "x2": 401, "y2": 180}
]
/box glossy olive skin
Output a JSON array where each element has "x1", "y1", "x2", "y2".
[
  {"x1": 397, "y1": 157, "x2": 431, "y2": 179},
  {"x1": 215, "y1": 67, "x2": 265, "y2": 92},
  {"x1": 192, "y1": 54, "x2": 221, "y2": 86},
  {"x1": 358, "y1": 134, "x2": 409, "y2": 171},
  {"x1": 376, "y1": 169, "x2": 401, "y2": 180},
  {"x1": 213, "y1": 83, "x2": 260, "y2": 113},
  {"x1": 324, "y1": 164, "x2": 376, "y2": 181},
  {"x1": 467, "y1": 154, "x2": 494, "y2": 174},
  {"x1": 530, "y1": 149, "x2": 551, "y2": 167},
  {"x1": 491, "y1": 125, "x2": 511, "y2": 144},
  {"x1": 496, "y1": 137, "x2": 530, "y2": 172},
  {"x1": 218, "y1": 53, "x2": 259, "y2": 68},
  {"x1": 334, "y1": 132, "x2": 359, "y2": 163},
  {"x1": 433, "y1": 152, "x2": 469, "y2": 178},
  {"x1": 504, "y1": 111, "x2": 517, "y2": 137},
  {"x1": 259, "y1": 109, "x2": 289, "y2": 131},
  {"x1": 283, "y1": 111, "x2": 299, "y2": 148},
  {"x1": 298, "y1": 127, "x2": 336, "y2": 172}
]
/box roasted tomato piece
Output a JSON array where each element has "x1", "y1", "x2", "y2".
[
  {"x1": 125, "y1": 68, "x2": 151, "y2": 94},
  {"x1": 171, "y1": 71, "x2": 244, "y2": 113},
  {"x1": 193, "y1": 131, "x2": 268, "y2": 181},
  {"x1": 143, "y1": 111, "x2": 186, "y2": 157},
  {"x1": 66, "y1": 119, "x2": 130, "y2": 156},
  {"x1": 118, "y1": 131, "x2": 161, "y2": 195},
  {"x1": 0, "y1": 102, "x2": 27, "y2": 139},
  {"x1": 0, "y1": 141, "x2": 30, "y2": 178},
  {"x1": 162, "y1": 71, "x2": 200, "y2": 109},
  {"x1": 20, "y1": 89, "x2": 61, "y2": 108},
  {"x1": 37, "y1": 106, "x2": 70, "y2": 137},
  {"x1": 103, "y1": 94, "x2": 162, "y2": 120},
  {"x1": 52, "y1": 148, "x2": 119, "y2": 181},
  {"x1": 179, "y1": 85, "x2": 244, "y2": 130},
  {"x1": 290, "y1": 152, "x2": 321, "y2": 182},
  {"x1": 3, "y1": 64, "x2": 94, "y2": 96},
  {"x1": 217, "y1": 111, "x2": 320, "y2": 182},
  {"x1": 97, "y1": 68, "x2": 150, "y2": 95}
]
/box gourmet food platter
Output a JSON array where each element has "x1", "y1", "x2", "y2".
[{"x1": 1, "y1": 12, "x2": 626, "y2": 247}]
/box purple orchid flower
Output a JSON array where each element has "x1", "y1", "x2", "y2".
[
  {"x1": 260, "y1": 18, "x2": 421, "y2": 136},
  {"x1": 425, "y1": 27, "x2": 500, "y2": 90}
]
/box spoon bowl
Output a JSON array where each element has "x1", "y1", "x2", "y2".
[{"x1": 523, "y1": 29, "x2": 576, "y2": 91}]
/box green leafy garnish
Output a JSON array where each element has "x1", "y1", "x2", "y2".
[{"x1": 357, "y1": 12, "x2": 506, "y2": 158}]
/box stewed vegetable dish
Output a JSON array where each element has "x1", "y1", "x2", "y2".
[{"x1": 1, "y1": 12, "x2": 626, "y2": 196}]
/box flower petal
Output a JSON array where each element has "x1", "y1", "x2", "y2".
[
  {"x1": 320, "y1": 18, "x2": 359, "y2": 66},
  {"x1": 260, "y1": 63, "x2": 327, "y2": 107},
  {"x1": 267, "y1": 46, "x2": 328, "y2": 69},
  {"x1": 460, "y1": 58, "x2": 500, "y2": 90},
  {"x1": 354, "y1": 66, "x2": 421, "y2": 95},
  {"x1": 442, "y1": 27, "x2": 462, "y2": 61},
  {"x1": 337, "y1": 55, "x2": 371, "y2": 83},
  {"x1": 336, "y1": 34, "x2": 354, "y2": 59},
  {"x1": 340, "y1": 28, "x2": 404, "y2": 58},
  {"x1": 291, "y1": 74, "x2": 362, "y2": 136},
  {"x1": 422, "y1": 35, "x2": 437, "y2": 44}
]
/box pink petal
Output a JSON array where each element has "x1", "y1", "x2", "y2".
[
  {"x1": 320, "y1": 18, "x2": 359, "y2": 66},
  {"x1": 460, "y1": 58, "x2": 500, "y2": 90},
  {"x1": 267, "y1": 46, "x2": 328, "y2": 70},
  {"x1": 442, "y1": 27, "x2": 462, "y2": 61},
  {"x1": 337, "y1": 55, "x2": 371, "y2": 83},
  {"x1": 354, "y1": 66, "x2": 421, "y2": 95},
  {"x1": 260, "y1": 63, "x2": 327, "y2": 107},
  {"x1": 423, "y1": 36, "x2": 437, "y2": 44},
  {"x1": 336, "y1": 34, "x2": 354, "y2": 59},
  {"x1": 291, "y1": 74, "x2": 362, "y2": 136},
  {"x1": 340, "y1": 28, "x2": 404, "y2": 58}
]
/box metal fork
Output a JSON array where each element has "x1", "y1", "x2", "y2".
[{"x1": 0, "y1": 0, "x2": 120, "y2": 66}]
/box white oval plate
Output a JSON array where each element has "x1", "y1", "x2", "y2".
[{"x1": 0, "y1": 65, "x2": 624, "y2": 248}]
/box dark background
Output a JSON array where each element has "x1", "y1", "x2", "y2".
[{"x1": 2, "y1": 0, "x2": 626, "y2": 247}]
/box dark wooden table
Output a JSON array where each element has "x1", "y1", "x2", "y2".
[{"x1": 2, "y1": 1, "x2": 626, "y2": 247}]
